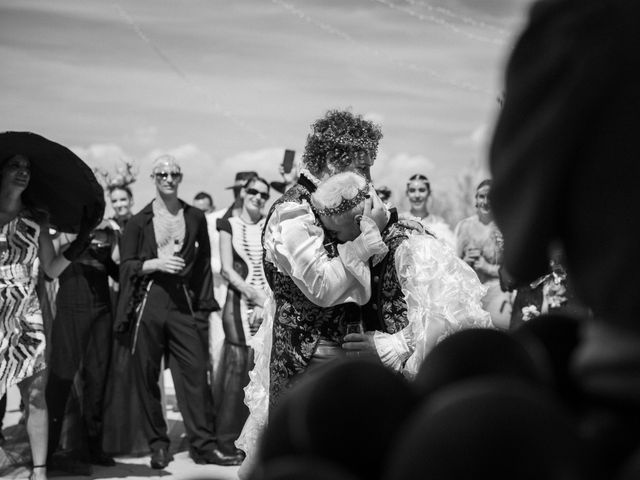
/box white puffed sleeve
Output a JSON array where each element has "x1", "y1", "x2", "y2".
[
  {"x1": 263, "y1": 201, "x2": 385, "y2": 307},
  {"x1": 391, "y1": 234, "x2": 493, "y2": 378}
]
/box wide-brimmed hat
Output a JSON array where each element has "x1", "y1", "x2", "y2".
[
  {"x1": 226, "y1": 170, "x2": 258, "y2": 190},
  {"x1": 0, "y1": 131, "x2": 105, "y2": 233}
]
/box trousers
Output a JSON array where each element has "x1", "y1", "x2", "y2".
[{"x1": 132, "y1": 281, "x2": 216, "y2": 453}]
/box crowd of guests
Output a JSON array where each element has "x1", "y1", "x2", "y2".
[{"x1": 0, "y1": 116, "x2": 593, "y2": 480}]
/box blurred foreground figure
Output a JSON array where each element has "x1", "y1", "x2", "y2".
[{"x1": 489, "y1": 0, "x2": 640, "y2": 477}]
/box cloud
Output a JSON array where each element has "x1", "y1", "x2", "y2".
[
  {"x1": 126, "y1": 126, "x2": 159, "y2": 149},
  {"x1": 364, "y1": 111, "x2": 385, "y2": 126},
  {"x1": 70, "y1": 143, "x2": 132, "y2": 170},
  {"x1": 453, "y1": 123, "x2": 489, "y2": 148},
  {"x1": 220, "y1": 148, "x2": 286, "y2": 180}
]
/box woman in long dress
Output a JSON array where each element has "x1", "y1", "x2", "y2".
[
  {"x1": 216, "y1": 176, "x2": 270, "y2": 460},
  {"x1": 454, "y1": 179, "x2": 512, "y2": 329},
  {"x1": 399, "y1": 173, "x2": 455, "y2": 248},
  {"x1": 0, "y1": 154, "x2": 91, "y2": 480},
  {"x1": 101, "y1": 180, "x2": 150, "y2": 457}
]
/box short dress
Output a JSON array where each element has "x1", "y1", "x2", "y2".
[{"x1": 0, "y1": 213, "x2": 45, "y2": 398}]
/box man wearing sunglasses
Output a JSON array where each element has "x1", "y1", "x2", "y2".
[{"x1": 114, "y1": 155, "x2": 241, "y2": 468}]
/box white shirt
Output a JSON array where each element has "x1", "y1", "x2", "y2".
[{"x1": 263, "y1": 200, "x2": 386, "y2": 307}]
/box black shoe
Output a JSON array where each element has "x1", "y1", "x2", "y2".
[
  {"x1": 48, "y1": 454, "x2": 93, "y2": 476},
  {"x1": 190, "y1": 448, "x2": 244, "y2": 466},
  {"x1": 150, "y1": 447, "x2": 173, "y2": 470},
  {"x1": 90, "y1": 451, "x2": 116, "y2": 467}
]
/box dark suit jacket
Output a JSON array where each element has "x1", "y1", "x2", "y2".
[{"x1": 114, "y1": 199, "x2": 219, "y2": 333}]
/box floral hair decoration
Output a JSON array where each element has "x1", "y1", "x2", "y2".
[
  {"x1": 94, "y1": 159, "x2": 138, "y2": 192},
  {"x1": 315, "y1": 183, "x2": 370, "y2": 217}
]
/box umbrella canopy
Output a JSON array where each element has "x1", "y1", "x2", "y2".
[{"x1": 0, "y1": 131, "x2": 105, "y2": 233}]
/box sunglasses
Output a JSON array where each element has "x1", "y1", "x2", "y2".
[
  {"x1": 154, "y1": 171, "x2": 183, "y2": 181},
  {"x1": 245, "y1": 188, "x2": 269, "y2": 201}
]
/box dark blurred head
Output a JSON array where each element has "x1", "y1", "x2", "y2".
[
  {"x1": 511, "y1": 313, "x2": 582, "y2": 404},
  {"x1": 258, "y1": 359, "x2": 418, "y2": 480},
  {"x1": 256, "y1": 456, "x2": 360, "y2": 480},
  {"x1": 384, "y1": 377, "x2": 586, "y2": 480},
  {"x1": 193, "y1": 191, "x2": 214, "y2": 213},
  {"x1": 413, "y1": 328, "x2": 552, "y2": 400}
]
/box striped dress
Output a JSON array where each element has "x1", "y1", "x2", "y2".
[
  {"x1": 218, "y1": 216, "x2": 268, "y2": 342},
  {"x1": 0, "y1": 213, "x2": 46, "y2": 398}
]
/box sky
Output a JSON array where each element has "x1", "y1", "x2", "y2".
[{"x1": 0, "y1": 0, "x2": 532, "y2": 218}]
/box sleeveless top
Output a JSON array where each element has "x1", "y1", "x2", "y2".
[{"x1": 218, "y1": 215, "x2": 268, "y2": 342}]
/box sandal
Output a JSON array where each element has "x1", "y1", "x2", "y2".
[{"x1": 30, "y1": 464, "x2": 47, "y2": 480}]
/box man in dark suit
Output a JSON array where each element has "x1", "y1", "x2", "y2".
[{"x1": 116, "y1": 155, "x2": 242, "y2": 468}]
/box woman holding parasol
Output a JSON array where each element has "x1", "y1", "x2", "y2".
[{"x1": 0, "y1": 131, "x2": 104, "y2": 480}]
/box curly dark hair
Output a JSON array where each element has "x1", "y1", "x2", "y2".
[{"x1": 302, "y1": 109, "x2": 383, "y2": 177}]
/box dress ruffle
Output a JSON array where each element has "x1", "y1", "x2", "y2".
[
  {"x1": 397, "y1": 233, "x2": 493, "y2": 378},
  {"x1": 235, "y1": 291, "x2": 275, "y2": 478}
]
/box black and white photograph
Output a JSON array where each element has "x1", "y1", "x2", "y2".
[{"x1": 2, "y1": 0, "x2": 639, "y2": 479}]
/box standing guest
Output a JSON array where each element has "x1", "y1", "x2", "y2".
[
  {"x1": 216, "y1": 176, "x2": 271, "y2": 459},
  {"x1": 192, "y1": 190, "x2": 219, "y2": 405},
  {"x1": 94, "y1": 161, "x2": 137, "y2": 234},
  {"x1": 114, "y1": 154, "x2": 235, "y2": 469},
  {"x1": 454, "y1": 179, "x2": 512, "y2": 329},
  {"x1": 0, "y1": 149, "x2": 96, "y2": 480},
  {"x1": 101, "y1": 177, "x2": 150, "y2": 458},
  {"x1": 108, "y1": 184, "x2": 135, "y2": 232},
  {"x1": 193, "y1": 191, "x2": 215, "y2": 214},
  {"x1": 399, "y1": 173, "x2": 455, "y2": 248},
  {"x1": 104, "y1": 180, "x2": 135, "y2": 301},
  {"x1": 45, "y1": 218, "x2": 119, "y2": 472},
  {"x1": 236, "y1": 109, "x2": 388, "y2": 479},
  {"x1": 207, "y1": 173, "x2": 257, "y2": 415},
  {"x1": 222, "y1": 172, "x2": 258, "y2": 219},
  {"x1": 312, "y1": 172, "x2": 492, "y2": 376}
]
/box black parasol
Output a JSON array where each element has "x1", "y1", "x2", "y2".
[{"x1": 0, "y1": 131, "x2": 105, "y2": 233}]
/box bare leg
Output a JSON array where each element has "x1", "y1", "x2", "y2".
[{"x1": 19, "y1": 369, "x2": 48, "y2": 480}]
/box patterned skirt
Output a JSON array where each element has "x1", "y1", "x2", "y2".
[{"x1": 0, "y1": 281, "x2": 46, "y2": 398}]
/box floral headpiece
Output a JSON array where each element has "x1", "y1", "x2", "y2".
[
  {"x1": 315, "y1": 183, "x2": 370, "y2": 217},
  {"x1": 303, "y1": 110, "x2": 383, "y2": 176},
  {"x1": 94, "y1": 159, "x2": 138, "y2": 192}
]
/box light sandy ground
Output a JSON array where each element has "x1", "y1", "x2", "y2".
[{"x1": 1, "y1": 378, "x2": 241, "y2": 480}]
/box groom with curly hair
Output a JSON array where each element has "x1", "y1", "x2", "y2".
[{"x1": 261, "y1": 109, "x2": 389, "y2": 408}]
